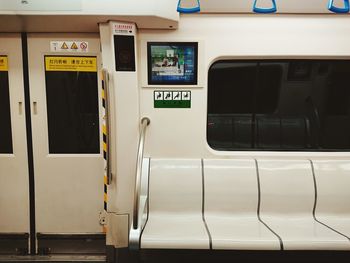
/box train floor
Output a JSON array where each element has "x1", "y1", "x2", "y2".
[
  {"x1": 0, "y1": 255, "x2": 106, "y2": 262},
  {"x1": 1, "y1": 250, "x2": 350, "y2": 262},
  {"x1": 140, "y1": 250, "x2": 350, "y2": 263}
]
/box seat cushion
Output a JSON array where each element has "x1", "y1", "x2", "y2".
[
  {"x1": 140, "y1": 159, "x2": 210, "y2": 249},
  {"x1": 204, "y1": 159, "x2": 281, "y2": 250},
  {"x1": 206, "y1": 216, "x2": 281, "y2": 250},
  {"x1": 141, "y1": 215, "x2": 209, "y2": 249},
  {"x1": 313, "y1": 160, "x2": 350, "y2": 238},
  {"x1": 261, "y1": 217, "x2": 350, "y2": 250},
  {"x1": 258, "y1": 160, "x2": 350, "y2": 250}
]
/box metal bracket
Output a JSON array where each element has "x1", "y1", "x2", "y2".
[{"x1": 99, "y1": 211, "x2": 108, "y2": 226}]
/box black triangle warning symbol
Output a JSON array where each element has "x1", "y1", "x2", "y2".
[
  {"x1": 71, "y1": 42, "x2": 78, "y2": 50},
  {"x1": 61, "y1": 42, "x2": 68, "y2": 50}
]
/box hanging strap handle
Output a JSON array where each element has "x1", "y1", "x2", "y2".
[
  {"x1": 328, "y1": 0, "x2": 349, "y2": 13},
  {"x1": 177, "y1": 0, "x2": 200, "y2": 13},
  {"x1": 253, "y1": 0, "x2": 277, "y2": 13}
]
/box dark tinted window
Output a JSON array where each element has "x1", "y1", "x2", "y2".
[
  {"x1": 45, "y1": 56, "x2": 100, "y2": 154},
  {"x1": 207, "y1": 60, "x2": 350, "y2": 151},
  {"x1": 0, "y1": 56, "x2": 13, "y2": 154},
  {"x1": 208, "y1": 63, "x2": 255, "y2": 114}
]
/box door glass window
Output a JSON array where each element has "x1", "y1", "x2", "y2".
[
  {"x1": 44, "y1": 56, "x2": 100, "y2": 154},
  {"x1": 208, "y1": 60, "x2": 350, "y2": 151},
  {"x1": 0, "y1": 55, "x2": 13, "y2": 154}
]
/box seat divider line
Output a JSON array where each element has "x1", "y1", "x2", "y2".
[
  {"x1": 309, "y1": 159, "x2": 350, "y2": 242},
  {"x1": 254, "y1": 159, "x2": 284, "y2": 250},
  {"x1": 201, "y1": 159, "x2": 213, "y2": 250}
]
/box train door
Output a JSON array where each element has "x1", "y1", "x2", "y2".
[
  {"x1": 27, "y1": 34, "x2": 105, "y2": 253},
  {"x1": 0, "y1": 34, "x2": 30, "y2": 254}
]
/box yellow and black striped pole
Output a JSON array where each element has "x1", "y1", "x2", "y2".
[{"x1": 101, "y1": 70, "x2": 108, "y2": 233}]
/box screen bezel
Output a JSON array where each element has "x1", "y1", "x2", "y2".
[{"x1": 147, "y1": 42, "x2": 198, "y2": 85}]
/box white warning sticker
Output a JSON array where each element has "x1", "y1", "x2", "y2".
[
  {"x1": 112, "y1": 22, "x2": 135, "y2": 35},
  {"x1": 50, "y1": 41, "x2": 89, "y2": 53}
]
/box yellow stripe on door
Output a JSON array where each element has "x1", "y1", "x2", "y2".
[
  {"x1": 104, "y1": 175, "x2": 108, "y2": 185},
  {"x1": 45, "y1": 56, "x2": 97, "y2": 72},
  {"x1": 102, "y1": 89, "x2": 105, "y2": 100},
  {"x1": 0, "y1": 56, "x2": 8, "y2": 71}
]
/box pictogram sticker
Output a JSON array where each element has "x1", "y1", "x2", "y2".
[
  {"x1": 182, "y1": 91, "x2": 191, "y2": 100},
  {"x1": 50, "y1": 41, "x2": 89, "y2": 52},
  {"x1": 154, "y1": 91, "x2": 191, "y2": 108},
  {"x1": 154, "y1": 91, "x2": 163, "y2": 101},
  {"x1": 80, "y1": 42, "x2": 88, "y2": 50},
  {"x1": 173, "y1": 91, "x2": 181, "y2": 100},
  {"x1": 164, "y1": 91, "x2": 172, "y2": 100},
  {"x1": 71, "y1": 42, "x2": 78, "y2": 50},
  {"x1": 61, "y1": 42, "x2": 69, "y2": 50}
]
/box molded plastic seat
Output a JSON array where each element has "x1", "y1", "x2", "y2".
[
  {"x1": 258, "y1": 160, "x2": 350, "y2": 250},
  {"x1": 141, "y1": 159, "x2": 210, "y2": 249},
  {"x1": 313, "y1": 160, "x2": 350, "y2": 238},
  {"x1": 204, "y1": 159, "x2": 281, "y2": 250}
]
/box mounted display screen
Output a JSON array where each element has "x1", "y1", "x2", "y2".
[
  {"x1": 114, "y1": 35, "x2": 135, "y2": 72},
  {"x1": 148, "y1": 42, "x2": 198, "y2": 85}
]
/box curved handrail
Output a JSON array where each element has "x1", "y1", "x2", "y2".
[{"x1": 133, "y1": 117, "x2": 150, "y2": 230}]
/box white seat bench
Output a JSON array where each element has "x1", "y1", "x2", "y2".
[
  {"x1": 258, "y1": 159, "x2": 350, "y2": 250},
  {"x1": 141, "y1": 159, "x2": 210, "y2": 249},
  {"x1": 313, "y1": 160, "x2": 350, "y2": 239},
  {"x1": 136, "y1": 158, "x2": 350, "y2": 251},
  {"x1": 203, "y1": 159, "x2": 281, "y2": 250}
]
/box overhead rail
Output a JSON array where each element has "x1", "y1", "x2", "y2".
[
  {"x1": 198, "y1": 0, "x2": 350, "y2": 14},
  {"x1": 253, "y1": 0, "x2": 350, "y2": 14}
]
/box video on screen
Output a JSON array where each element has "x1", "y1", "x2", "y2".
[{"x1": 148, "y1": 42, "x2": 197, "y2": 85}]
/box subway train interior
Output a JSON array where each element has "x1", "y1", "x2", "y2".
[{"x1": 2, "y1": 0, "x2": 350, "y2": 262}]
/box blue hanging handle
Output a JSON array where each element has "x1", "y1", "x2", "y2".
[
  {"x1": 328, "y1": 0, "x2": 349, "y2": 13},
  {"x1": 253, "y1": 0, "x2": 277, "y2": 13},
  {"x1": 177, "y1": 0, "x2": 200, "y2": 13}
]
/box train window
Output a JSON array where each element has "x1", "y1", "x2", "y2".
[
  {"x1": 207, "y1": 60, "x2": 350, "y2": 151},
  {"x1": 0, "y1": 56, "x2": 13, "y2": 154},
  {"x1": 44, "y1": 56, "x2": 100, "y2": 154}
]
